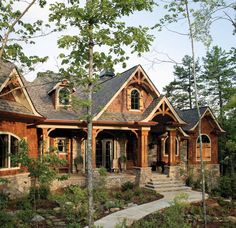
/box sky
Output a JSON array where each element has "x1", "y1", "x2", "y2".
[{"x1": 17, "y1": 0, "x2": 236, "y2": 93}]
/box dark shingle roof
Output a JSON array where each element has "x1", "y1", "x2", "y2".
[
  {"x1": 27, "y1": 66, "x2": 139, "y2": 120},
  {"x1": 142, "y1": 96, "x2": 163, "y2": 120},
  {"x1": 0, "y1": 98, "x2": 33, "y2": 115},
  {"x1": 92, "y1": 65, "x2": 138, "y2": 116},
  {"x1": 0, "y1": 61, "x2": 15, "y2": 85},
  {"x1": 177, "y1": 107, "x2": 208, "y2": 130}
]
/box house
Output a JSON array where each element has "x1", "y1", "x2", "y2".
[{"x1": 0, "y1": 61, "x2": 224, "y2": 195}]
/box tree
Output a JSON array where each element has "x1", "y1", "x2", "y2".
[
  {"x1": 153, "y1": 1, "x2": 230, "y2": 226},
  {"x1": 201, "y1": 46, "x2": 236, "y2": 122},
  {"x1": 0, "y1": 0, "x2": 48, "y2": 70},
  {"x1": 49, "y1": 1, "x2": 155, "y2": 226},
  {"x1": 163, "y1": 55, "x2": 201, "y2": 109}
]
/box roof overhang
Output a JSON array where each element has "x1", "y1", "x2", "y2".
[
  {"x1": 93, "y1": 65, "x2": 161, "y2": 121},
  {"x1": 189, "y1": 107, "x2": 225, "y2": 133},
  {"x1": 142, "y1": 96, "x2": 187, "y2": 125}
]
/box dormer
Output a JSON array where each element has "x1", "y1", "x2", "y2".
[{"x1": 48, "y1": 79, "x2": 75, "y2": 109}]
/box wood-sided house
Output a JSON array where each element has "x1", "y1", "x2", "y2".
[{"x1": 0, "y1": 61, "x2": 224, "y2": 192}]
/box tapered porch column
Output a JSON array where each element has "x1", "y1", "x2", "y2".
[
  {"x1": 92, "y1": 129, "x2": 97, "y2": 168},
  {"x1": 168, "y1": 128, "x2": 176, "y2": 166},
  {"x1": 137, "y1": 128, "x2": 149, "y2": 167},
  {"x1": 42, "y1": 128, "x2": 49, "y2": 154}
]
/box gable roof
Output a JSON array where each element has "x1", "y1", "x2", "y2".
[
  {"x1": 93, "y1": 65, "x2": 161, "y2": 120},
  {"x1": 92, "y1": 65, "x2": 138, "y2": 117},
  {"x1": 178, "y1": 107, "x2": 225, "y2": 132},
  {"x1": 0, "y1": 61, "x2": 42, "y2": 117},
  {"x1": 0, "y1": 61, "x2": 15, "y2": 90},
  {"x1": 142, "y1": 96, "x2": 187, "y2": 124}
]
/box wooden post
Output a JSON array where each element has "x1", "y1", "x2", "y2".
[
  {"x1": 138, "y1": 128, "x2": 149, "y2": 167},
  {"x1": 42, "y1": 128, "x2": 48, "y2": 154},
  {"x1": 92, "y1": 129, "x2": 97, "y2": 168},
  {"x1": 168, "y1": 129, "x2": 176, "y2": 166}
]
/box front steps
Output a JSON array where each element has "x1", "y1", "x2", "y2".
[{"x1": 145, "y1": 173, "x2": 191, "y2": 192}]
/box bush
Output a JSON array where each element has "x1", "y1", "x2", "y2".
[
  {"x1": 16, "y1": 197, "x2": 32, "y2": 210},
  {"x1": 218, "y1": 175, "x2": 236, "y2": 199},
  {"x1": 0, "y1": 211, "x2": 15, "y2": 228},
  {"x1": 121, "y1": 181, "x2": 134, "y2": 192},
  {"x1": 29, "y1": 185, "x2": 50, "y2": 200},
  {"x1": 0, "y1": 191, "x2": 9, "y2": 209}
]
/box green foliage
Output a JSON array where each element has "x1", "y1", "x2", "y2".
[
  {"x1": 29, "y1": 185, "x2": 50, "y2": 200},
  {"x1": 133, "y1": 194, "x2": 190, "y2": 228},
  {"x1": 218, "y1": 175, "x2": 236, "y2": 199},
  {"x1": 0, "y1": 211, "x2": 16, "y2": 228},
  {"x1": 121, "y1": 181, "x2": 134, "y2": 192},
  {"x1": 0, "y1": 191, "x2": 9, "y2": 210},
  {"x1": 16, "y1": 197, "x2": 32, "y2": 210},
  {"x1": 74, "y1": 155, "x2": 83, "y2": 165},
  {"x1": 0, "y1": 0, "x2": 48, "y2": 68},
  {"x1": 163, "y1": 55, "x2": 202, "y2": 109}
]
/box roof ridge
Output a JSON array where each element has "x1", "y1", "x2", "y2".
[{"x1": 98, "y1": 65, "x2": 139, "y2": 85}]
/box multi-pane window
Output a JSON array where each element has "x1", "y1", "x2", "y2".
[
  {"x1": 57, "y1": 138, "x2": 67, "y2": 153},
  {"x1": 58, "y1": 87, "x2": 70, "y2": 105},
  {"x1": 131, "y1": 89, "x2": 140, "y2": 110},
  {"x1": 0, "y1": 133, "x2": 19, "y2": 169}
]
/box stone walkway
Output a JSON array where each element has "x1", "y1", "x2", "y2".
[{"x1": 92, "y1": 190, "x2": 205, "y2": 228}]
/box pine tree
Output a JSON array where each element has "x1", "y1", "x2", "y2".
[
  {"x1": 201, "y1": 46, "x2": 236, "y2": 121},
  {"x1": 163, "y1": 55, "x2": 201, "y2": 109}
]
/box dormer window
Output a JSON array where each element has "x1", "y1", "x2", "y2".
[
  {"x1": 58, "y1": 87, "x2": 70, "y2": 106},
  {"x1": 131, "y1": 89, "x2": 140, "y2": 110}
]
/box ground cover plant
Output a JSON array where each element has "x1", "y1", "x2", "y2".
[
  {"x1": 132, "y1": 194, "x2": 236, "y2": 228},
  {"x1": 0, "y1": 170, "x2": 162, "y2": 227}
]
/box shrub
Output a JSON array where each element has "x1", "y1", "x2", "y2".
[
  {"x1": 218, "y1": 175, "x2": 236, "y2": 199},
  {"x1": 0, "y1": 211, "x2": 15, "y2": 228},
  {"x1": 0, "y1": 191, "x2": 9, "y2": 209},
  {"x1": 121, "y1": 181, "x2": 134, "y2": 192},
  {"x1": 16, "y1": 197, "x2": 32, "y2": 210},
  {"x1": 29, "y1": 185, "x2": 50, "y2": 200}
]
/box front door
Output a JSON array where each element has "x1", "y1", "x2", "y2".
[{"x1": 96, "y1": 139, "x2": 113, "y2": 170}]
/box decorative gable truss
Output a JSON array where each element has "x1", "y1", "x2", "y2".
[
  {"x1": 0, "y1": 68, "x2": 41, "y2": 117},
  {"x1": 93, "y1": 65, "x2": 161, "y2": 120},
  {"x1": 142, "y1": 96, "x2": 186, "y2": 125}
]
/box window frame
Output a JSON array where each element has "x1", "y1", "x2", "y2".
[
  {"x1": 130, "y1": 88, "x2": 140, "y2": 110},
  {"x1": 58, "y1": 87, "x2": 71, "y2": 107},
  {"x1": 196, "y1": 134, "x2": 211, "y2": 161},
  {"x1": 0, "y1": 132, "x2": 20, "y2": 170},
  {"x1": 56, "y1": 138, "x2": 67, "y2": 154}
]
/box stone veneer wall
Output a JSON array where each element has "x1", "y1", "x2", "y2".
[
  {"x1": 188, "y1": 164, "x2": 220, "y2": 190},
  {"x1": 1, "y1": 173, "x2": 31, "y2": 199}
]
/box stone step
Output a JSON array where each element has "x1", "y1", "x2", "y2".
[
  {"x1": 145, "y1": 185, "x2": 191, "y2": 192},
  {"x1": 145, "y1": 183, "x2": 185, "y2": 189},
  {"x1": 146, "y1": 180, "x2": 183, "y2": 186}
]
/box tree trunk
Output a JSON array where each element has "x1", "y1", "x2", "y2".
[
  {"x1": 185, "y1": 1, "x2": 207, "y2": 227},
  {"x1": 87, "y1": 21, "x2": 94, "y2": 227},
  {"x1": 188, "y1": 64, "x2": 192, "y2": 109}
]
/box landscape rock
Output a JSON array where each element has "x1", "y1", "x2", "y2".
[
  {"x1": 110, "y1": 207, "x2": 120, "y2": 212},
  {"x1": 31, "y1": 214, "x2": 45, "y2": 222},
  {"x1": 127, "y1": 202, "x2": 138, "y2": 208},
  {"x1": 53, "y1": 207, "x2": 61, "y2": 212},
  {"x1": 226, "y1": 216, "x2": 236, "y2": 223}
]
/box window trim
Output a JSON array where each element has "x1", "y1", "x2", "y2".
[
  {"x1": 130, "y1": 88, "x2": 140, "y2": 110},
  {"x1": 56, "y1": 138, "x2": 67, "y2": 154},
  {"x1": 163, "y1": 136, "x2": 169, "y2": 157},
  {"x1": 57, "y1": 87, "x2": 71, "y2": 107},
  {"x1": 175, "y1": 138, "x2": 179, "y2": 156},
  {"x1": 196, "y1": 134, "x2": 211, "y2": 161},
  {"x1": 0, "y1": 131, "x2": 20, "y2": 170}
]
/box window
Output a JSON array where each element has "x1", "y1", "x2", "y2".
[
  {"x1": 0, "y1": 133, "x2": 19, "y2": 169},
  {"x1": 131, "y1": 89, "x2": 140, "y2": 110},
  {"x1": 196, "y1": 134, "x2": 211, "y2": 161},
  {"x1": 164, "y1": 137, "x2": 170, "y2": 156},
  {"x1": 58, "y1": 87, "x2": 70, "y2": 105},
  {"x1": 57, "y1": 138, "x2": 67, "y2": 153},
  {"x1": 175, "y1": 138, "x2": 179, "y2": 156}
]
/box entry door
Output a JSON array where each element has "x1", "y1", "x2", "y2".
[{"x1": 96, "y1": 139, "x2": 113, "y2": 170}]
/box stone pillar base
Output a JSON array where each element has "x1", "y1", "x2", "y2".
[
  {"x1": 165, "y1": 166, "x2": 181, "y2": 179},
  {"x1": 134, "y1": 167, "x2": 152, "y2": 187}
]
